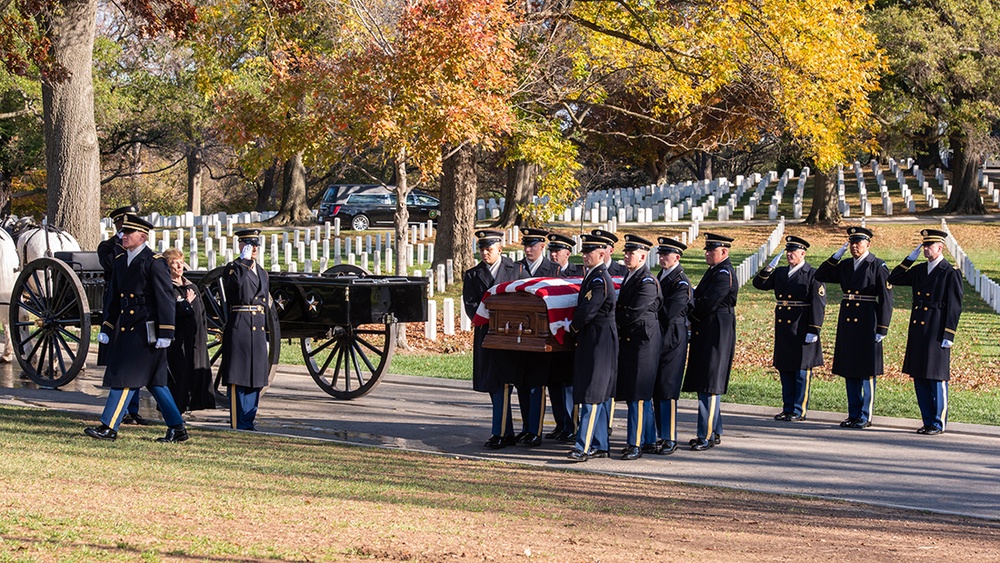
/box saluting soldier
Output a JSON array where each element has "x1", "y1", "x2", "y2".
[
  {"x1": 544, "y1": 232, "x2": 582, "y2": 442},
  {"x1": 752, "y1": 235, "x2": 826, "y2": 422},
  {"x1": 85, "y1": 214, "x2": 189, "y2": 442},
  {"x1": 567, "y1": 233, "x2": 618, "y2": 462},
  {"x1": 463, "y1": 230, "x2": 528, "y2": 449},
  {"x1": 218, "y1": 228, "x2": 271, "y2": 431},
  {"x1": 96, "y1": 205, "x2": 149, "y2": 425},
  {"x1": 512, "y1": 228, "x2": 561, "y2": 446},
  {"x1": 887, "y1": 229, "x2": 963, "y2": 435},
  {"x1": 591, "y1": 229, "x2": 629, "y2": 277},
  {"x1": 683, "y1": 233, "x2": 738, "y2": 451},
  {"x1": 615, "y1": 234, "x2": 662, "y2": 460},
  {"x1": 815, "y1": 226, "x2": 893, "y2": 429},
  {"x1": 652, "y1": 237, "x2": 692, "y2": 455}
]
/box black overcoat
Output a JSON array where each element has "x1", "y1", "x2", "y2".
[
  {"x1": 683, "y1": 258, "x2": 738, "y2": 395},
  {"x1": 752, "y1": 262, "x2": 826, "y2": 372},
  {"x1": 570, "y1": 264, "x2": 618, "y2": 404},
  {"x1": 887, "y1": 258, "x2": 963, "y2": 380},
  {"x1": 815, "y1": 253, "x2": 893, "y2": 378},
  {"x1": 546, "y1": 263, "x2": 581, "y2": 387},
  {"x1": 614, "y1": 265, "x2": 662, "y2": 401},
  {"x1": 606, "y1": 260, "x2": 628, "y2": 277},
  {"x1": 462, "y1": 256, "x2": 527, "y2": 393},
  {"x1": 218, "y1": 259, "x2": 271, "y2": 389},
  {"x1": 655, "y1": 265, "x2": 692, "y2": 400},
  {"x1": 167, "y1": 278, "x2": 214, "y2": 411},
  {"x1": 559, "y1": 263, "x2": 585, "y2": 277},
  {"x1": 96, "y1": 234, "x2": 122, "y2": 366},
  {"x1": 100, "y1": 247, "x2": 176, "y2": 388},
  {"x1": 519, "y1": 255, "x2": 561, "y2": 278}
]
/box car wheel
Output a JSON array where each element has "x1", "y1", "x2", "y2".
[{"x1": 351, "y1": 214, "x2": 370, "y2": 231}]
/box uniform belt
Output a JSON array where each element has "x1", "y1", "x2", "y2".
[
  {"x1": 775, "y1": 300, "x2": 809, "y2": 307},
  {"x1": 913, "y1": 301, "x2": 944, "y2": 309},
  {"x1": 230, "y1": 305, "x2": 264, "y2": 313},
  {"x1": 841, "y1": 294, "x2": 877, "y2": 303},
  {"x1": 121, "y1": 296, "x2": 146, "y2": 307}
]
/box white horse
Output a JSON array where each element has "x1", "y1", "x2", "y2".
[
  {"x1": 0, "y1": 228, "x2": 18, "y2": 362},
  {"x1": 15, "y1": 223, "x2": 82, "y2": 265}
]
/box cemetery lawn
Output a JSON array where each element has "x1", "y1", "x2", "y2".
[
  {"x1": 3, "y1": 404, "x2": 1000, "y2": 562},
  {"x1": 392, "y1": 221, "x2": 1000, "y2": 425}
]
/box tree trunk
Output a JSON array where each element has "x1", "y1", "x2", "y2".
[
  {"x1": 393, "y1": 147, "x2": 411, "y2": 350},
  {"x1": 257, "y1": 159, "x2": 280, "y2": 212},
  {"x1": 40, "y1": 0, "x2": 100, "y2": 249},
  {"x1": 186, "y1": 143, "x2": 203, "y2": 215},
  {"x1": 270, "y1": 151, "x2": 312, "y2": 225},
  {"x1": 127, "y1": 142, "x2": 143, "y2": 208},
  {"x1": 942, "y1": 133, "x2": 986, "y2": 214},
  {"x1": 805, "y1": 167, "x2": 841, "y2": 225},
  {"x1": 698, "y1": 151, "x2": 713, "y2": 181},
  {"x1": 436, "y1": 144, "x2": 477, "y2": 275},
  {"x1": 496, "y1": 160, "x2": 538, "y2": 227}
]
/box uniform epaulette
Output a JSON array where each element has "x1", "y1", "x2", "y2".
[{"x1": 153, "y1": 253, "x2": 163, "y2": 259}]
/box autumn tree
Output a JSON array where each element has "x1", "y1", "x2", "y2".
[
  {"x1": 870, "y1": 0, "x2": 1000, "y2": 215},
  {"x1": 330, "y1": 0, "x2": 517, "y2": 275}
]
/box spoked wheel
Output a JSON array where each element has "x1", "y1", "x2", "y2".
[
  {"x1": 302, "y1": 323, "x2": 395, "y2": 400},
  {"x1": 8, "y1": 257, "x2": 91, "y2": 387},
  {"x1": 195, "y1": 266, "x2": 281, "y2": 402}
]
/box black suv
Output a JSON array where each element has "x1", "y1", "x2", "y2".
[{"x1": 316, "y1": 185, "x2": 441, "y2": 231}]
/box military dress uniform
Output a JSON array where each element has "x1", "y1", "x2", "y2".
[
  {"x1": 513, "y1": 228, "x2": 561, "y2": 446},
  {"x1": 887, "y1": 229, "x2": 963, "y2": 434},
  {"x1": 567, "y1": 234, "x2": 618, "y2": 462},
  {"x1": 815, "y1": 227, "x2": 893, "y2": 428},
  {"x1": 592, "y1": 229, "x2": 629, "y2": 277},
  {"x1": 462, "y1": 230, "x2": 528, "y2": 449},
  {"x1": 614, "y1": 235, "x2": 662, "y2": 460},
  {"x1": 218, "y1": 229, "x2": 271, "y2": 431},
  {"x1": 752, "y1": 236, "x2": 826, "y2": 421},
  {"x1": 85, "y1": 215, "x2": 188, "y2": 442},
  {"x1": 653, "y1": 237, "x2": 692, "y2": 455},
  {"x1": 683, "y1": 233, "x2": 738, "y2": 450},
  {"x1": 544, "y1": 233, "x2": 582, "y2": 442}
]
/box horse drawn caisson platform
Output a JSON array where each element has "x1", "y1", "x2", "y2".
[{"x1": 7, "y1": 249, "x2": 428, "y2": 400}]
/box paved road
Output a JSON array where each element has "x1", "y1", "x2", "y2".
[{"x1": 3, "y1": 362, "x2": 999, "y2": 521}]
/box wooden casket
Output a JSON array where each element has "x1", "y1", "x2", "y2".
[{"x1": 482, "y1": 291, "x2": 575, "y2": 353}]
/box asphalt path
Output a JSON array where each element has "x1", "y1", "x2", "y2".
[{"x1": 3, "y1": 361, "x2": 999, "y2": 521}]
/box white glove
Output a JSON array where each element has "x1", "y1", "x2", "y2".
[
  {"x1": 116, "y1": 231, "x2": 124, "y2": 239},
  {"x1": 907, "y1": 243, "x2": 922, "y2": 261},
  {"x1": 875, "y1": 333, "x2": 885, "y2": 343},
  {"x1": 832, "y1": 242, "x2": 849, "y2": 260},
  {"x1": 941, "y1": 339, "x2": 953, "y2": 348},
  {"x1": 240, "y1": 244, "x2": 253, "y2": 260},
  {"x1": 155, "y1": 337, "x2": 172, "y2": 349},
  {"x1": 804, "y1": 333, "x2": 818, "y2": 344},
  {"x1": 97, "y1": 332, "x2": 109, "y2": 345},
  {"x1": 767, "y1": 252, "x2": 782, "y2": 269}
]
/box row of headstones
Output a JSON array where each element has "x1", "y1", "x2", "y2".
[
  {"x1": 100, "y1": 210, "x2": 279, "y2": 231},
  {"x1": 733, "y1": 217, "x2": 786, "y2": 287},
  {"x1": 942, "y1": 219, "x2": 1000, "y2": 314},
  {"x1": 841, "y1": 158, "x2": 946, "y2": 216}
]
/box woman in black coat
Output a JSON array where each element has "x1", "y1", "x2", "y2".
[{"x1": 164, "y1": 248, "x2": 214, "y2": 413}]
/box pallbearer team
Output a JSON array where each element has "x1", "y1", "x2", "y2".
[{"x1": 466, "y1": 226, "x2": 964, "y2": 461}]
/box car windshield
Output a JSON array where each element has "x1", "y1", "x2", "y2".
[
  {"x1": 322, "y1": 188, "x2": 339, "y2": 203},
  {"x1": 347, "y1": 193, "x2": 390, "y2": 204}
]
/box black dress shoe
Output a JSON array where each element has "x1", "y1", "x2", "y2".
[
  {"x1": 84, "y1": 424, "x2": 117, "y2": 441},
  {"x1": 839, "y1": 418, "x2": 858, "y2": 428},
  {"x1": 916, "y1": 426, "x2": 928, "y2": 434},
  {"x1": 156, "y1": 426, "x2": 189, "y2": 443},
  {"x1": 712, "y1": 433, "x2": 721, "y2": 445},
  {"x1": 923, "y1": 427, "x2": 943, "y2": 435},
  {"x1": 121, "y1": 413, "x2": 151, "y2": 426},
  {"x1": 789, "y1": 414, "x2": 807, "y2": 422},
  {"x1": 544, "y1": 430, "x2": 562, "y2": 440},
  {"x1": 641, "y1": 443, "x2": 659, "y2": 454},
  {"x1": 847, "y1": 419, "x2": 872, "y2": 429},
  {"x1": 773, "y1": 412, "x2": 792, "y2": 421},
  {"x1": 558, "y1": 431, "x2": 577, "y2": 443},
  {"x1": 514, "y1": 431, "x2": 530, "y2": 442},
  {"x1": 518, "y1": 433, "x2": 542, "y2": 447},
  {"x1": 690, "y1": 438, "x2": 714, "y2": 451},
  {"x1": 656, "y1": 441, "x2": 678, "y2": 455},
  {"x1": 587, "y1": 449, "x2": 610, "y2": 459},
  {"x1": 484, "y1": 435, "x2": 507, "y2": 449},
  {"x1": 567, "y1": 449, "x2": 589, "y2": 462},
  {"x1": 619, "y1": 445, "x2": 631, "y2": 455},
  {"x1": 621, "y1": 446, "x2": 642, "y2": 460}
]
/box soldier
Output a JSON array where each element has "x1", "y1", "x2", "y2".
[
  {"x1": 683, "y1": 233, "x2": 738, "y2": 451},
  {"x1": 591, "y1": 229, "x2": 629, "y2": 277},
  {"x1": 567, "y1": 233, "x2": 618, "y2": 462},
  {"x1": 887, "y1": 229, "x2": 963, "y2": 435},
  {"x1": 463, "y1": 230, "x2": 528, "y2": 449},
  {"x1": 218, "y1": 228, "x2": 271, "y2": 431},
  {"x1": 815, "y1": 226, "x2": 893, "y2": 429},
  {"x1": 85, "y1": 215, "x2": 189, "y2": 442},
  {"x1": 615, "y1": 234, "x2": 662, "y2": 460},
  {"x1": 513, "y1": 228, "x2": 561, "y2": 446},
  {"x1": 752, "y1": 235, "x2": 826, "y2": 422},
  {"x1": 544, "y1": 232, "x2": 582, "y2": 442},
  {"x1": 652, "y1": 237, "x2": 692, "y2": 455}
]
